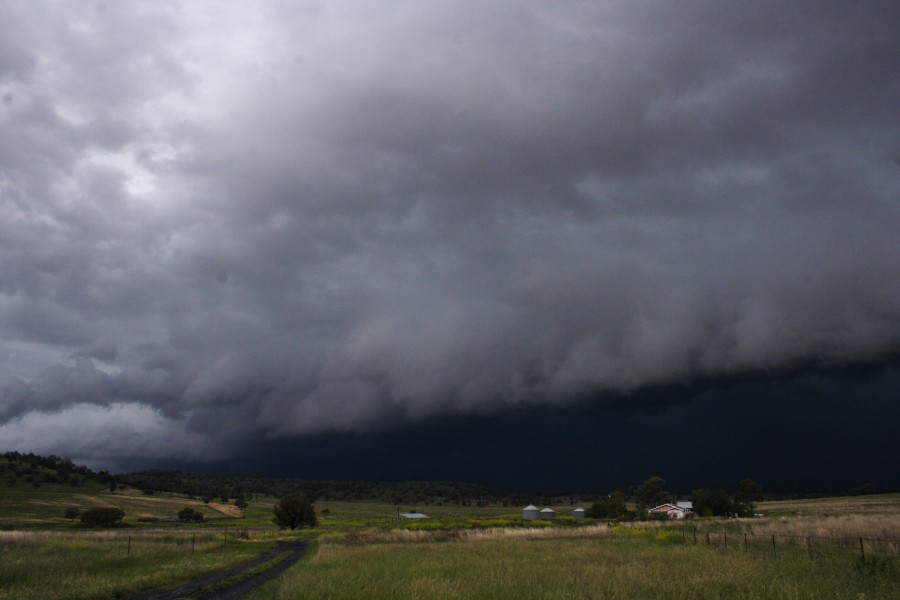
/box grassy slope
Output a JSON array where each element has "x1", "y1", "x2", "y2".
[
  {"x1": 757, "y1": 492, "x2": 900, "y2": 516},
  {"x1": 0, "y1": 481, "x2": 252, "y2": 528},
  {"x1": 0, "y1": 480, "x2": 528, "y2": 529}
]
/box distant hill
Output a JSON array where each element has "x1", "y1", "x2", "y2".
[
  {"x1": 0, "y1": 451, "x2": 108, "y2": 488},
  {"x1": 120, "y1": 469, "x2": 537, "y2": 507},
  {"x1": 1, "y1": 451, "x2": 570, "y2": 508}
]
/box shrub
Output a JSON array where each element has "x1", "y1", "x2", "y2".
[
  {"x1": 80, "y1": 507, "x2": 125, "y2": 527},
  {"x1": 178, "y1": 507, "x2": 205, "y2": 522},
  {"x1": 64, "y1": 506, "x2": 80, "y2": 519},
  {"x1": 273, "y1": 495, "x2": 317, "y2": 530}
]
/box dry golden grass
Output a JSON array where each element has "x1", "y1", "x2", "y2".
[
  {"x1": 735, "y1": 514, "x2": 900, "y2": 554},
  {"x1": 343, "y1": 523, "x2": 617, "y2": 544},
  {"x1": 757, "y1": 493, "x2": 900, "y2": 516}
]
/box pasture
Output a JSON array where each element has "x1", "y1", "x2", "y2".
[
  {"x1": 0, "y1": 529, "x2": 278, "y2": 600},
  {"x1": 1, "y1": 487, "x2": 898, "y2": 598},
  {"x1": 247, "y1": 516, "x2": 900, "y2": 599}
]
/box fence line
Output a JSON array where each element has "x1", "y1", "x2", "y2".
[{"x1": 680, "y1": 526, "x2": 900, "y2": 561}]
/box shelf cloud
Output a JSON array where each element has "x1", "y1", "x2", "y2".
[{"x1": 1, "y1": 1, "x2": 898, "y2": 470}]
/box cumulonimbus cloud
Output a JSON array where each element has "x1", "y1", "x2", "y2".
[{"x1": 0, "y1": 0, "x2": 898, "y2": 468}]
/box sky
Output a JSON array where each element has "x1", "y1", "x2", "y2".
[{"x1": 1, "y1": 1, "x2": 898, "y2": 491}]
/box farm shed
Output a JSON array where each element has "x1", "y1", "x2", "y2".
[
  {"x1": 398, "y1": 512, "x2": 429, "y2": 519},
  {"x1": 573, "y1": 508, "x2": 586, "y2": 519},
  {"x1": 539, "y1": 507, "x2": 557, "y2": 519},
  {"x1": 676, "y1": 501, "x2": 693, "y2": 511},
  {"x1": 522, "y1": 504, "x2": 541, "y2": 519}
]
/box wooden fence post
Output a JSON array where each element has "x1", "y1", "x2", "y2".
[
  {"x1": 724, "y1": 530, "x2": 727, "y2": 550},
  {"x1": 743, "y1": 533, "x2": 747, "y2": 552},
  {"x1": 806, "y1": 537, "x2": 814, "y2": 560},
  {"x1": 772, "y1": 534, "x2": 776, "y2": 557},
  {"x1": 127, "y1": 536, "x2": 131, "y2": 556},
  {"x1": 693, "y1": 529, "x2": 697, "y2": 544},
  {"x1": 192, "y1": 534, "x2": 196, "y2": 554},
  {"x1": 859, "y1": 538, "x2": 865, "y2": 560},
  {"x1": 706, "y1": 532, "x2": 710, "y2": 545}
]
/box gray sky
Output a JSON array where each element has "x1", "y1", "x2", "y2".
[{"x1": 1, "y1": 1, "x2": 898, "y2": 472}]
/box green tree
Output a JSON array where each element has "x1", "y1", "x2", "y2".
[
  {"x1": 587, "y1": 491, "x2": 630, "y2": 519},
  {"x1": 635, "y1": 476, "x2": 669, "y2": 512},
  {"x1": 80, "y1": 507, "x2": 125, "y2": 527},
  {"x1": 234, "y1": 498, "x2": 248, "y2": 511},
  {"x1": 691, "y1": 488, "x2": 734, "y2": 517},
  {"x1": 273, "y1": 495, "x2": 317, "y2": 530},
  {"x1": 178, "y1": 507, "x2": 196, "y2": 522},
  {"x1": 735, "y1": 478, "x2": 763, "y2": 516}
]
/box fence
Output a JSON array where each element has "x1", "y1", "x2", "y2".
[
  {"x1": 0, "y1": 528, "x2": 271, "y2": 557},
  {"x1": 679, "y1": 526, "x2": 900, "y2": 562}
]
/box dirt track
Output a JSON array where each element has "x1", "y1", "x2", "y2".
[{"x1": 126, "y1": 539, "x2": 308, "y2": 600}]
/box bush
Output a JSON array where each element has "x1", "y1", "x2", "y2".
[
  {"x1": 178, "y1": 507, "x2": 205, "y2": 522},
  {"x1": 80, "y1": 507, "x2": 125, "y2": 527},
  {"x1": 273, "y1": 495, "x2": 317, "y2": 530},
  {"x1": 64, "y1": 507, "x2": 80, "y2": 520}
]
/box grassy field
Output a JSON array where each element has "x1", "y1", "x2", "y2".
[
  {"x1": 757, "y1": 493, "x2": 900, "y2": 516},
  {"x1": 0, "y1": 481, "x2": 252, "y2": 528},
  {"x1": 2, "y1": 484, "x2": 899, "y2": 598},
  {"x1": 245, "y1": 524, "x2": 899, "y2": 599},
  {"x1": 0, "y1": 481, "x2": 525, "y2": 529},
  {"x1": 0, "y1": 529, "x2": 278, "y2": 600}
]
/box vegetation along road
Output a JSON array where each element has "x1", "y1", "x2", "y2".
[{"x1": 126, "y1": 540, "x2": 308, "y2": 600}]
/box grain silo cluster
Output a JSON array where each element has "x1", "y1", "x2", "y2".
[{"x1": 522, "y1": 505, "x2": 587, "y2": 519}]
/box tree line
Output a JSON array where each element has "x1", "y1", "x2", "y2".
[{"x1": 587, "y1": 475, "x2": 765, "y2": 519}]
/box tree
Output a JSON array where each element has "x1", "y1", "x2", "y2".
[
  {"x1": 635, "y1": 476, "x2": 669, "y2": 512},
  {"x1": 587, "y1": 491, "x2": 629, "y2": 519},
  {"x1": 64, "y1": 506, "x2": 80, "y2": 520},
  {"x1": 273, "y1": 495, "x2": 317, "y2": 530},
  {"x1": 735, "y1": 478, "x2": 763, "y2": 516},
  {"x1": 691, "y1": 488, "x2": 734, "y2": 517},
  {"x1": 80, "y1": 507, "x2": 125, "y2": 527},
  {"x1": 234, "y1": 498, "x2": 248, "y2": 511}
]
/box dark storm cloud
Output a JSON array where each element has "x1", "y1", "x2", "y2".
[{"x1": 1, "y1": 1, "x2": 898, "y2": 469}]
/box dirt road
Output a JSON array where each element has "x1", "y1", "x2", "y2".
[{"x1": 126, "y1": 539, "x2": 308, "y2": 600}]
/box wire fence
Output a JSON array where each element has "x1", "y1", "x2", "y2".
[{"x1": 678, "y1": 526, "x2": 900, "y2": 563}]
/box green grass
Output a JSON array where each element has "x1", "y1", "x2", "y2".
[
  {"x1": 0, "y1": 481, "x2": 238, "y2": 527},
  {"x1": 0, "y1": 530, "x2": 275, "y2": 600},
  {"x1": 246, "y1": 527, "x2": 899, "y2": 599},
  {"x1": 2, "y1": 484, "x2": 898, "y2": 599}
]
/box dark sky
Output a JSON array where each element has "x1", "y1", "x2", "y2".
[{"x1": 1, "y1": 2, "x2": 898, "y2": 490}]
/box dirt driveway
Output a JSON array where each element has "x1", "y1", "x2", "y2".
[{"x1": 126, "y1": 539, "x2": 308, "y2": 600}]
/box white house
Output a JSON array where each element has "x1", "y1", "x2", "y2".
[{"x1": 648, "y1": 503, "x2": 689, "y2": 519}]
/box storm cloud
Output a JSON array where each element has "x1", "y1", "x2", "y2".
[{"x1": 1, "y1": 1, "x2": 898, "y2": 470}]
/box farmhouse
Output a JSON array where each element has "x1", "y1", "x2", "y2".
[{"x1": 647, "y1": 503, "x2": 691, "y2": 519}]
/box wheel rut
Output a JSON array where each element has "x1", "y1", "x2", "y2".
[{"x1": 126, "y1": 539, "x2": 308, "y2": 600}]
